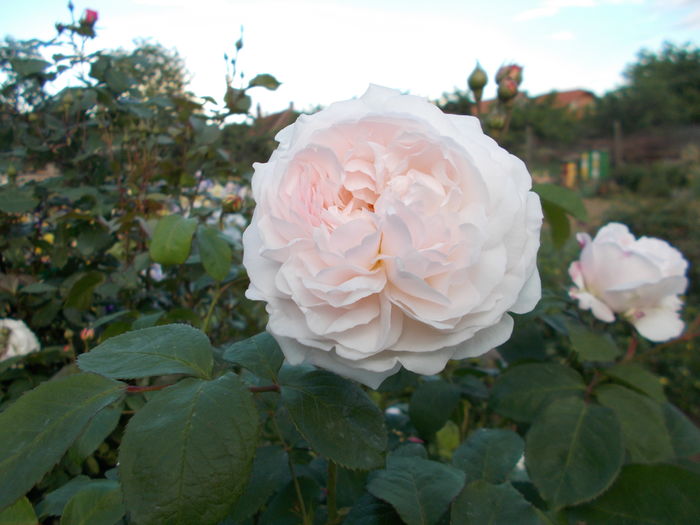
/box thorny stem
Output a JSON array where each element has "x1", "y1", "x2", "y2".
[
  {"x1": 271, "y1": 415, "x2": 311, "y2": 525},
  {"x1": 459, "y1": 400, "x2": 471, "y2": 442},
  {"x1": 325, "y1": 460, "x2": 338, "y2": 525},
  {"x1": 202, "y1": 283, "x2": 223, "y2": 335},
  {"x1": 622, "y1": 334, "x2": 638, "y2": 362},
  {"x1": 202, "y1": 278, "x2": 241, "y2": 335},
  {"x1": 584, "y1": 370, "x2": 602, "y2": 402}
]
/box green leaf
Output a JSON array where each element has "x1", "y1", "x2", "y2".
[
  {"x1": 409, "y1": 380, "x2": 460, "y2": 436},
  {"x1": 436, "y1": 420, "x2": 460, "y2": 460},
  {"x1": 223, "y1": 332, "x2": 284, "y2": 382},
  {"x1": 196, "y1": 225, "x2": 232, "y2": 281},
  {"x1": 0, "y1": 187, "x2": 38, "y2": 214},
  {"x1": 36, "y1": 476, "x2": 93, "y2": 519},
  {"x1": 105, "y1": 69, "x2": 133, "y2": 93},
  {"x1": 596, "y1": 384, "x2": 674, "y2": 463},
  {"x1": 452, "y1": 428, "x2": 524, "y2": 484},
  {"x1": 540, "y1": 200, "x2": 571, "y2": 248},
  {"x1": 663, "y1": 403, "x2": 700, "y2": 458},
  {"x1": 60, "y1": 481, "x2": 124, "y2": 525},
  {"x1": 367, "y1": 456, "x2": 465, "y2": 525},
  {"x1": 451, "y1": 480, "x2": 542, "y2": 525},
  {"x1": 11, "y1": 57, "x2": 51, "y2": 76},
  {"x1": 68, "y1": 405, "x2": 121, "y2": 462},
  {"x1": 76, "y1": 227, "x2": 112, "y2": 257},
  {"x1": 32, "y1": 299, "x2": 62, "y2": 327},
  {"x1": 119, "y1": 373, "x2": 259, "y2": 525},
  {"x1": 64, "y1": 271, "x2": 105, "y2": 311},
  {"x1": 567, "y1": 463, "x2": 700, "y2": 524},
  {"x1": 279, "y1": 367, "x2": 386, "y2": 470},
  {"x1": 229, "y1": 446, "x2": 289, "y2": 522},
  {"x1": 343, "y1": 492, "x2": 403, "y2": 525},
  {"x1": 604, "y1": 362, "x2": 666, "y2": 402},
  {"x1": 224, "y1": 87, "x2": 252, "y2": 114},
  {"x1": 490, "y1": 363, "x2": 586, "y2": 423},
  {"x1": 0, "y1": 373, "x2": 125, "y2": 510},
  {"x1": 525, "y1": 397, "x2": 624, "y2": 509},
  {"x1": 248, "y1": 74, "x2": 281, "y2": 90},
  {"x1": 19, "y1": 282, "x2": 57, "y2": 294},
  {"x1": 567, "y1": 321, "x2": 621, "y2": 362},
  {"x1": 78, "y1": 324, "x2": 214, "y2": 380},
  {"x1": 0, "y1": 497, "x2": 36, "y2": 525},
  {"x1": 533, "y1": 183, "x2": 587, "y2": 221},
  {"x1": 149, "y1": 214, "x2": 197, "y2": 265}
]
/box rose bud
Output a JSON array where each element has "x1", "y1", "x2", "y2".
[
  {"x1": 468, "y1": 62, "x2": 488, "y2": 92},
  {"x1": 242, "y1": 85, "x2": 542, "y2": 388},
  {"x1": 82, "y1": 9, "x2": 98, "y2": 26},
  {"x1": 569, "y1": 223, "x2": 688, "y2": 341},
  {"x1": 509, "y1": 65, "x2": 523, "y2": 86},
  {"x1": 497, "y1": 78, "x2": 519, "y2": 103},
  {"x1": 222, "y1": 194, "x2": 244, "y2": 214},
  {"x1": 496, "y1": 64, "x2": 523, "y2": 85}
]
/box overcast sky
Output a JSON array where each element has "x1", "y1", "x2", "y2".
[{"x1": 2, "y1": 0, "x2": 699, "y2": 114}]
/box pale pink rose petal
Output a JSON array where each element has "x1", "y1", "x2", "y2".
[
  {"x1": 630, "y1": 307, "x2": 685, "y2": 342},
  {"x1": 569, "y1": 289, "x2": 616, "y2": 323}
]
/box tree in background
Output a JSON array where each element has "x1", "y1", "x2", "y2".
[{"x1": 594, "y1": 42, "x2": 700, "y2": 132}]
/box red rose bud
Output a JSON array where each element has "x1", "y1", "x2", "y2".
[
  {"x1": 497, "y1": 78, "x2": 518, "y2": 102},
  {"x1": 509, "y1": 65, "x2": 523, "y2": 86},
  {"x1": 468, "y1": 62, "x2": 488, "y2": 91},
  {"x1": 222, "y1": 194, "x2": 244, "y2": 213},
  {"x1": 82, "y1": 9, "x2": 98, "y2": 25},
  {"x1": 496, "y1": 64, "x2": 523, "y2": 86}
]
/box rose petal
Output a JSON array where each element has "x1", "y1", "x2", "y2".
[{"x1": 630, "y1": 307, "x2": 685, "y2": 342}]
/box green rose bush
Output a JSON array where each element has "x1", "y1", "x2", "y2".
[{"x1": 1, "y1": 20, "x2": 699, "y2": 524}]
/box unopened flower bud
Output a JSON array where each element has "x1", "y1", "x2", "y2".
[
  {"x1": 509, "y1": 65, "x2": 523, "y2": 86},
  {"x1": 82, "y1": 9, "x2": 98, "y2": 26},
  {"x1": 468, "y1": 62, "x2": 488, "y2": 92},
  {"x1": 496, "y1": 64, "x2": 523, "y2": 86},
  {"x1": 80, "y1": 328, "x2": 95, "y2": 341},
  {"x1": 222, "y1": 194, "x2": 244, "y2": 214},
  {"x1": 497, "y1": 78, "x2": 519, "y2": 103}
]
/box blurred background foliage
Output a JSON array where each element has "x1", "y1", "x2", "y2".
[{"x1": 0, "y1": 10, "x2": 698, "y2": 523}]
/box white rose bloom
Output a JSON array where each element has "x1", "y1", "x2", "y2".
[
  {"x1": 0, "y1": 318, "x2": 41, "y2": 360},
  {"x1": 243, "y1": 85, "x2": 543, "y2": 388},
  {"x1": 569, "y1": 222, "x2": 688, "y2": 342}
]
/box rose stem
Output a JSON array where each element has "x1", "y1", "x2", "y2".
[
  {"x1": 326, "y1": 460, "x2": 338, "y2": 525},
  {"x1": 271, "y1": 413, "x2": 311, "y2": 525}
]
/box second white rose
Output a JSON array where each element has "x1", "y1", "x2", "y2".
[{"x1": 569, "y1": 222, "x2": 688, "y2": 341}]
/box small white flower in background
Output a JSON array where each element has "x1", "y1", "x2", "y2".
[
  {"x1": 569, "y1": 222, "x2": 688, "y2": 342},
  {"x1": 149, "y1": 263, "x2": 165, "y2": 282},
  {"x1": 0, "y1": 319, "x2": 41, "y2": 360},
  {"x1": 243, "y1": 85, "x2": 543, "y2": 388}
]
